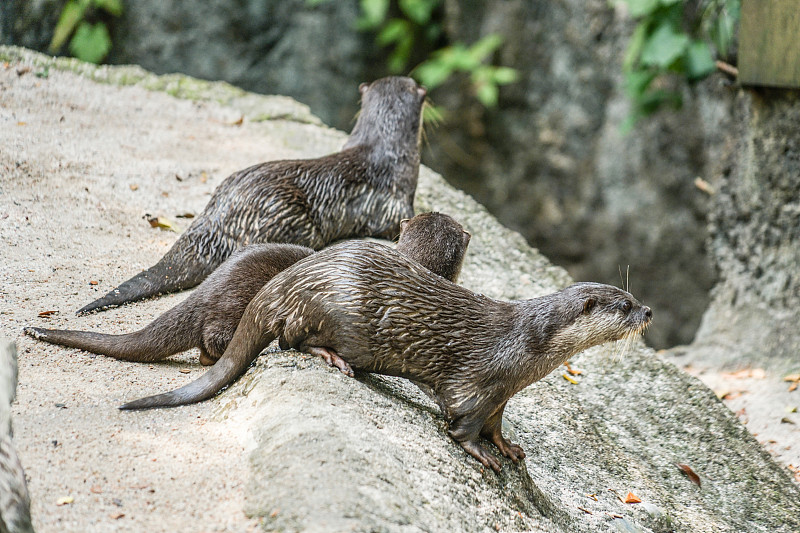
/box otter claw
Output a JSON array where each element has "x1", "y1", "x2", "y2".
[
  {"x1": 460, "y1": 439, "x2": 503, "y2": 472},
  {"x1": 308, "y1": 347, "x2": 354, "y2": 377},
  {"x1": 493, "y1": 437, "x2": 526, "y2": 462}
]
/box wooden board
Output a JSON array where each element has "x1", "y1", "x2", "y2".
[{"x1": 739, "y1": 0, "x2": 800, "y2": 88}]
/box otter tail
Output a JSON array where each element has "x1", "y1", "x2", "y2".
[
  {"x1": 76, "y1": 231, "x2": 221, "y2": 315},
  {"x1": 119, "y1": 307, "x2": 275, "y2": 410},
  {"x1": 24, "y1": 307, "x2": 197, "y2": 363}
]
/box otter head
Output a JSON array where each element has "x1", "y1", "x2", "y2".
[
  {"x1": 549, "y1": 282, "x2": 652, "y2": 356},
  {"x1": 344, "y1": 76, "x2": 428, "y2": 152},
  {"x1": 397, "y1": 212, "x2": 471, "y2": 282}
]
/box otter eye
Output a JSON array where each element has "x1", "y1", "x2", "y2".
[{"x1": 620, "y1": 300, "x2": 632, "y2": 313}]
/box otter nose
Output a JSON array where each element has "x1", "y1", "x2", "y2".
[{"x1": 643, "y1": 306, "x2": 652, "y2": 319}]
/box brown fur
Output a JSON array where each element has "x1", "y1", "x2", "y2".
[
  {"x1": 119, "y1": 241, "x2": 652, "y2": 472},
  {"x1": 25, "y1": 214, "x2": 469, "y2": 366}
]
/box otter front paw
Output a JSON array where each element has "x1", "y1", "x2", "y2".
[
  {"x1": 492, "y1": 435, "x2": 526, "y2": 462},
  {"x1": 459, "y1": 439, "x2": 502, "y2": 472}
]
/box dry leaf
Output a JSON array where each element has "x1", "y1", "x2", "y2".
[
  {"x1": 90, "y1": 485, "x2": 102, "y2": 494},
  {"x1": 781, "y1": 417, "x2": 795, "y2": 425},
  {"x1": 694, "y1": 177, "x2": 715, "y2": 195},
  {"x1": 110, "y1": 512, "x2": 125, "y2": 520},
  {"x1": 229, "y1": 116, "x2": 244, "y2": 126},
  {"x1": 784, "y1": 374, "x2": 800, "y2": 382},
  {"x1": 175, "y1": 212, "x2": 195, "y2": 219},
  {"x1": 38, "y1": 310, "x2": 57, "y2": 317},
  {"x1": 676, "y1": 463, "x2": 701, "y2": 487},
  {"x1": 624, "y1": 492, "x2": 641, "y2": 504},
  {"x1": 723, "y1": 368, "x2": 765, "y2": 380},
  {"x1": 129, "y1": 184, "x2": 139, "y2": 191},
  {"x1": 89, "y1": 280, "x2": 99, "y2": 286},
  {"x1": 147, "y1": 216, "x2": 176, "y2": 231},
  {"x1": 790, "y1": 382, "x2": 798, "y2": 393},
  {"x1": 17, "y1": 122, "x2": 26, "y2": 126},
  {"x1": 577, "y1": 506, "x2": 593, "y2": 514},
  {"x1": 179, "y1": 368, "x2": 191, "y2": 374},
  {"x1": 56, "y1": 496, "x2": 74, "y2": 506},
  {"x1": 562, "y1": 373, "x2": 578, "y2": 385}
]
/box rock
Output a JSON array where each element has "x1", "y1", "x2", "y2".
[
  {"x1": 2, "y1": 46, "x2": 799, "y2": 532},
  {"x1": 0, "y1": 340, "x2": 34, "y2": 533},
  {"x1": 685, "y1": 88, "x2": 800, "y2": 371}
]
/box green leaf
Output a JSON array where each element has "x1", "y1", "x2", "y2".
[
  {"x1": 466, "y1": 34, "x2": 503, "y2": 63},
  {"x1": 377, "y1": 19, "x2": 410, "y2": 46},
  {"x1": 92, "y1": 0, "x2": 123, "y2": 16},
  {"x1": 356, "y1": 0, "x2": 389, "y2": 30},
  {"x1": 399, "y1": 0, "x2": 439, "y2": 25},
  {"x1": 658, "y1": 0, "x2": 682, "y2": 6},
  {"x1": 640, "y1": 23, "x2": 689, "y2": 68},
  {"x1": 490, "y1": 66, "x2": 519, "y2": 85},
  {"x1": 386, "y1": 31, "x2": 415, "y2": 73},
  {"x1": 685, "y1": 40, "x2": 715, "y2": 80},
  {"x1": 623, "y1": 0, "x2": 660, "y2": 18},
  {"x1": 711, "y1": 4, "x2": 737, "y2": 57},
  {"x1": 474, "y1": 81, "x2": 499, "y2": 108},
  {"x1": 623, "y1": 69, "x2": 656, "y2": 99},
  {"x1": 69, "y1": 21, "x2": 112, "y2": 64},
  {"x1": 49, "y1": 0, "x2": 89, "y2": 52},
  {"x1": 623, "y1": 22, "x2": 648, "y2": 71},
  {"x1": 413, "y1": 57, "x2": 453, "y2": 88}
]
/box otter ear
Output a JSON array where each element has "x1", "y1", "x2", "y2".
[
  {"x1": 359, "y1": 82, "x2": 369, "y2": 95},
  {"x1": 462, "y1": 230, "x2": 471, "y2": 246},
  {"x1": 399, "y1": 218, "x2": 410, "y2": 231},
  {"x1": 582, "y1": 298, "x2": 597, "y2": 314}
]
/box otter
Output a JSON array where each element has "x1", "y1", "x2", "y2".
[
  {"x1": 118, "y1": 241, "x2": 652, "y2": 472},
  {"x1": 77, "y1": 76, "x2": 427, "y2": 315},
  {"x1": 26, "y1": 213, "x2": 470, "y2": 367}
]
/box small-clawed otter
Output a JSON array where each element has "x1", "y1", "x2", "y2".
[
  {"x1": 25, "y1": 213, "x2": 470, "y2": 366},
  {"x1": 77, "y1": 76, "x2": 427, "y2": 315},
  {"x1": 119, "y1": 241, "x2": 652, "y2": 472}
]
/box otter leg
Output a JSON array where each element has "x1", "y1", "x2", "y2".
[
  {"x1": 306, "y1": 346, "x2": 354, "y2": 378},
  {"x1": 480, "y1": 403, "x2": 526, "y2": 462},
  {"x1": 448, "y1": 413, "x2": 502, "y2": 472}
]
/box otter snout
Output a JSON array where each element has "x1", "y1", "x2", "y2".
[{"x1": 643, "y1": 306, "x2": 652, "y2": 319}]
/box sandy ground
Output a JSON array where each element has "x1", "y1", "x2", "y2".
[
  {"x1": 663, "y1": 351, "x2": 800, "y2": 485},
  {"x1": 1, "y1": 55, "x2": 797, "y2": 533},
  {"x1": 0, "y1": 60, "x2": 343, "y2": 532}
]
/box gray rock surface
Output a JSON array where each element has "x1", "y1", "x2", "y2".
[
  {"x1": 684, "y1": 89, "x2": 800, "y2": 371},
  {"x1": 0, "y1": 340, "x2": 34, "y2": 533},
  {"x1": 1, "y1": 46, "x2": 799, "y2": 532}
]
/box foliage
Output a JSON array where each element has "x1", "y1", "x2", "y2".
[
  {"x1": 312, "y1": 0, "x2": 518, "y2": 110},
  {"x1": 49, "y1": 0, "x2": 122, "y2": 64},
  {"x1": 619, "y1": 0, "x2": 740, "y2": 125}
]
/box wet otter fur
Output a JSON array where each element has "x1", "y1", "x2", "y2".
[
  {"x1": 119, "y1": 241, "x2": 652, "y2": 472},
  {"x1": 77, "y1": 76, "x2": 427, "y2": 315},
  {"x1": 26, "y1": 213, "x2": 469, "y2": 367}
]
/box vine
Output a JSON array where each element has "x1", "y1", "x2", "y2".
[
  {"x1": 619, "y1": 0, "x2": 740, "y2": 125},
  {"x1": 311, "y1": 0, "x2": 518, "y2": 111}
]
